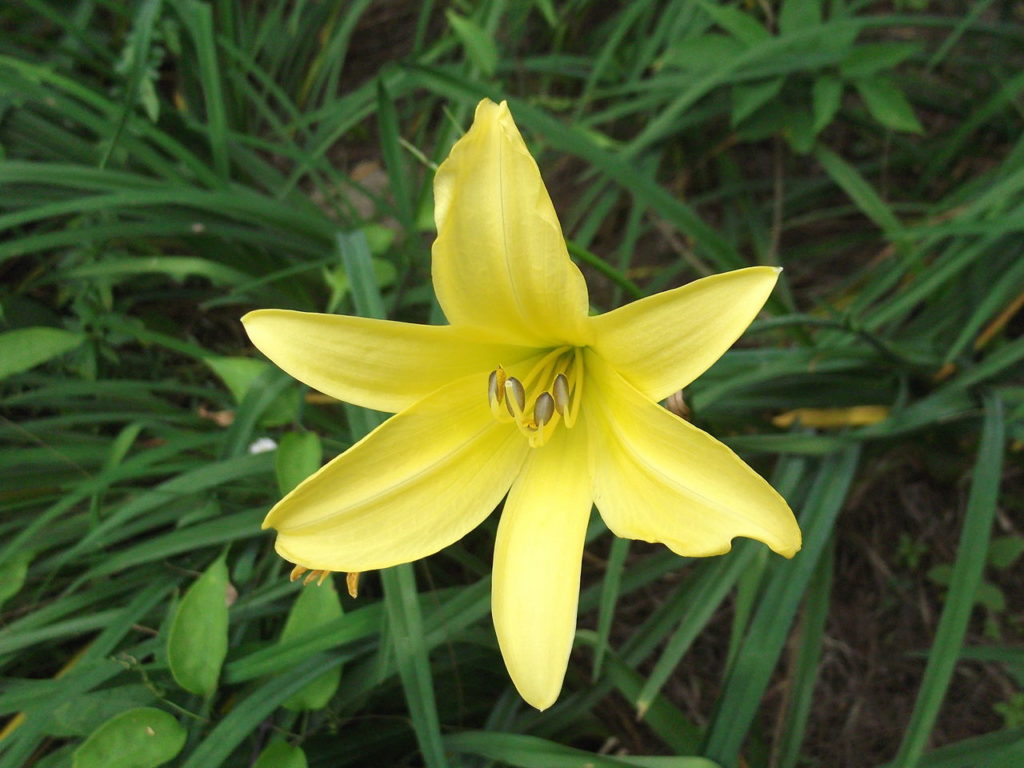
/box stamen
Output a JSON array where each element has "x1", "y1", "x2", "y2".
[
  {"x1": 488, "y1": 367, "x2": 506, "y2": 407},
  {"x1": 534, "y1": 392, "x2": 555, "y2": 426},
  {"x1": 552, "y1": 374, "x2": 569, "y2": 414},
  {"x1": 289, "y1": 565, "x2": 308, "y2": 582},
  {"x1": 346, "y1": 572, "x2": 360, "y2": 598},
  {"x1": 562, "y1": 352, "x2": 584, "y2": 428},
  {"x1": 486, "y1": 349, "x2": 584, "y2": 445},
  {"x1": 504, "y1": 377, "x2": 526, "y2": 418}
]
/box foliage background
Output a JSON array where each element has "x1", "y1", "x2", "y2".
[{"x1": 1, "y1": 1, "x2": 1022, "y2": 767}]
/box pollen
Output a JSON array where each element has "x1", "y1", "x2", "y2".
[{"x1": 487, "y1": 347, "x2": 582, "y2": 447}]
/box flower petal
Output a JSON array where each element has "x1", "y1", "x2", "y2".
[
  {"x1": 491, "y1": 426, "x2": 592, "y2": 710},
  {"x1": 432, "y1": 99, "x2": 590, "y2": 346},
  {"x1": 589, "y1": 266, "x2": 780, "y2": 402},
  {"x1": 585, "y1": 351, "x2": 800, "y2": 558},
  {"x1": 243, "y1": 309, "x2": 533, "y2": 413},
  {"x1": 267, "y1": 372, "x2": 529, "y2": 572}
]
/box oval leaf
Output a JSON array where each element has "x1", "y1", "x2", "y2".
[
  {"x1": 0, "y1": 327, "x2": 84, "y2": 380},
  {"x1": 72, "y1": 707, "x2": 185, "y2": 768},
  {"x1": 167, "y1": 555, "x2": 230, "y2": 696},
  {"x1": 280, "y1": 575, "x2": 343, "y2": 710},
  {"x1": 854, "y1": 76, "x2": 923, "y2": 134},
  {"x1": 253, "y1": 740, "x2": 308, "y2": 768},
  {"x1": 0, "y1": 550, "x2": 33, "y2": 609}
]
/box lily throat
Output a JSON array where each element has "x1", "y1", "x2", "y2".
[{"x1": 487, "y1": 346, "x2": 583, "y2": 448}]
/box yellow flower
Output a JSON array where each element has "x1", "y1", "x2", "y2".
[{"x1": 243, "y1": 99, "x2": 801, "y2": 710}]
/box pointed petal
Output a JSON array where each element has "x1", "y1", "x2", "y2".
[
  {"x1": 243, "y1": 309, "x2": 533, "y2": 413},
  {"x1": 491, "y1": 427, "x2": 592, "y2": 710},
  {"x1": 585, "y1": 351, "x2": 800, "y2": 558},
  {"x1": 432, "y1": 99, "x2": 590, "y2": 346},
  {"x1": 267, "y1": 372, "x2": 529, "y2": 572},
  {"x1": 589, "y1": 267, "x2": 780, "y2": 402}
]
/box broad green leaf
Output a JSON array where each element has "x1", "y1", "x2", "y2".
[
  {"x1": 699, "y1": 1, "x2": 770, "y2": 45},
  {"x1": 0, "y1": 327, "x2": 85, "y2": 379},
  {"x1": 72, "y1": 707, "x2": 185, "y2": 768},
  {"x1": 204, "y1": 356, "x2": 300, "y2": 427},
  {"x1": 840, "y1": 42, "x2": 920, "y2": 78},
  {"x1": 661, "y1": 34, "x2": 745, "y2": 73},
  {"x1": 275, "y1": 431, "x2": 322, "y2": 496},
  {"x1": 167, "y1": 555, "x2": 230, "y2": 696},
  {"x1": 280, "y1": 576, "x2": 344, "y2": 710},
  {"x1": 446, "y1": 11, "x2": 498, "y2": 77},
  {"x1": 0, "y1": 550, "x2": 32, "y2": 609},
  {"x1": 253, "y1": 740, "x2": 308, "y2": 768},
  {"x1": 855, "y1": 76, "x2": 923, "y2": 133},
  {"x1": 731, "y1": 77, "x2": 785, "y2": 126},
  {"x1": 812, "y1": 74, "x2": 843, "y2": 133},
  {"x1": 779, "y1": 0, "x2": 822, "y2": 34}
]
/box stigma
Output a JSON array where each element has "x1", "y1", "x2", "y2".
[{"x1": 486, "y1": 347, "x2": 582, "y2": 448}]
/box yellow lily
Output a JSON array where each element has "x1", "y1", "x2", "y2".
[{"x1": 243, "y1": 99, "x2": 800, "y2": 710}]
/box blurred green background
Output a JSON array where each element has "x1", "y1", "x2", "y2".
[{"x1": 1, "y1": 1, "x2": 1022, "y2": 767}]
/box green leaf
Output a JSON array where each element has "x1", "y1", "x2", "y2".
[
  {"x1": 41, "y1": 686, "x2": 155, "y2": 737},
  {"x1": 531, "y1": 0, "x2": 558, "y2": 27},
  {"x1": 253, "y1": 740, "x2": 308, "y2": 768},
  {"x1": 0, "y1": 550, "x2": 32, "y2": 609},
  {"x1": 204, "y1": 356, "x2": 300, "y2": 427},
  {"x1": 987, "y1": 536, "x2": 1024, "y2": 569},
  {"x1": 167, "y1": 555, "x2": 230, "y2": 696},
  {"x1": 840, "y1": 42, "x2": 920, "y2": 78},
  {"x1": 811, "y1": 74, "x2": 843, "y2": 133},
  {"x1": 446, "y1": 11, "x2": 498, "y2": 77},
  {"x1": 699, "y1": 1, "x2": 770, "y2": 45},
  {"x1": 275, "y1": 431, "x2": 322, "y2": 496},
  {"x1": 735, "y1": 99, "x2": 789, "y2": 143},
  {"x1": 975, "y1": 581, "x2": 1006, "y2": 612},
  {"x1": 813, "y1": 145, "x2": 902, "y2": 234},
  {"x1": 892, "y1": 393, "x2": 1006, "y2": 767},
  {"x1": 661, "y1": 34, "x2": 745, "y2": 73},
  {"x1": 280, "y1": 577, "x2": 344, "y2": 711},
  {"x1": 446, "y1": 731, "x2": 719, "y2": 768},
  {"x1": 779, "y1": 0, "x2": 822, "y2": 34},
  {"x1": 731, "y1": 77, "x2": 785, "y2": 126},
  {"x1": 0, "y1": 327, "x2": 85, "y2": 379},
  {"x1": 72, "y1": 708, "x2": 186, "y2": 768},
  {"x1": 783, "y1": 106, "x2": 815, "y2": 154},
  {"x1": 855, "y1": 75, "x2": 923, "y2": 133}
]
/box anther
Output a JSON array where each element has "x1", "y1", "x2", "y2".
[
  {"x1": 552, "y1": 374, "x2": 570, "y2": 414},
  {"x1": 488, "y1": 368, "x2": 507, "y2": 407},
  {"x1": 534, "y1": 392, "x2": 555, "y2": 427},
  {"x1": 346, "y1": 572, "x2": 360, "y2": 598},
  {"x1": 289, "y1": 565, "x2": 308, "y2": 582},
  {"x1": 504, "y1": 377, "x2": 526, "y2": 417}
]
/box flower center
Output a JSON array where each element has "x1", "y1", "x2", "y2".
[{"x1": 487, "y1": 346, "x2": 583, "y2": 448}]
